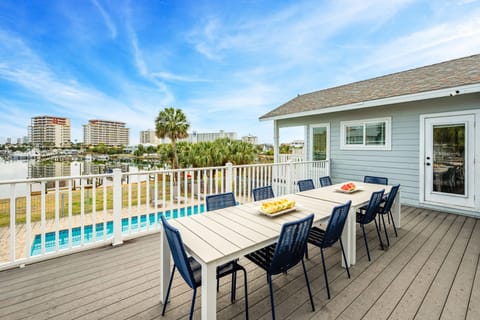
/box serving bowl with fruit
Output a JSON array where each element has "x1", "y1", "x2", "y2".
[
  {"x1": 336, "y1": 182, "x2": 362, "y2": 193},
  {"x1": 260, "y1": 198, "x2": 296, "y2": 216}
]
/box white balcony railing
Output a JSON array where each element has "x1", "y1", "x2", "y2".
[{"x1": 0, "y1": 160, "x2": 329, "y2": 270}]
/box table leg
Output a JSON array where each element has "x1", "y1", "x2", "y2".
[
  {"x1": 341, "y1": 207, "x2": 356, "y2": 267},
  {"x1": 201, "y1": 262, "x2": 217, "y2": 319},
  {"x1": 160, "y1": 229, "x2": 171, "y2": 304},
  {"x1": 392, "y1": 190, "x2": 401, "y2": 228}
]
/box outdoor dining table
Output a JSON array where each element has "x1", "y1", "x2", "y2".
[{"x1": 159, "y1": 181, "x2": 401, "y2": 319}]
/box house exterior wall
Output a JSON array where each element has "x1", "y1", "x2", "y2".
[{"x1": 276, "y1": 92, "x2": 480, "y2": 216}]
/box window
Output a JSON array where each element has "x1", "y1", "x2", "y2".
[{"x1": 341, "y1": 117, "x2": 391, "y2": 150}]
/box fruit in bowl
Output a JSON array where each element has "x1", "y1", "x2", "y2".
[
  {"x1": 261, "y1": 198, "x2": 295, "y2": 214},
  {"x1": 340, "y1": 182, "x2": 356, "y2": 192}
]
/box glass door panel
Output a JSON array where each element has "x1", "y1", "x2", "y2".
[
  {"x1": 432, "y1": 124, "x2": 465, "y2": 195},
  {"x1": 312, "y1": 126, "x2": 327, "y2": 160}
]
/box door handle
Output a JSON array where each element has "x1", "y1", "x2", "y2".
[{"x1": 426, "y1": 162, "x2": 431, "y2": 166}]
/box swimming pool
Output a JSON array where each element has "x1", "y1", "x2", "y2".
[{"x1": 30, "y1": 205, "x2": 205, "y2": 256}]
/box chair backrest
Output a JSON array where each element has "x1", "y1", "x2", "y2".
[
  {"x1": 360, "y1": 189, "x2": 385, "y2": 224},
  {"x1": 297, "y1": 179, "x2": 315, "y2": 192},
  {"x1": 381, "y1": 184, "x2": 400, "y2": 214},
  {"x1": 364, "y1": 176, "x2": 388, "y2": 185},
  {"x1": 319, "y1": 176, "x2": 332, "y2": 187},
  {"x1": 205, "y1": 192, "x2": 236, "y2": 211},
  {"x1": 252, "y1": 185, "x2": 275, "y2": 201},
  {"x1": 160, "y1": 215, "x2": 196, "y2": 289},
  {"x1": 269, "y1": 214, "x2": 314, "y2": 275},
  {"x1": 321, "y1": 201, "x2": 352, "y2": 248}
]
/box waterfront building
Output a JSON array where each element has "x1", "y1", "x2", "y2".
[
  {"x1": 139, "y1": 129, "x2": 161, "y2": 145},
  {"x1": 183, "y1": 130, "x2": 237, "y2": 143},
  {"x1": 83, "y1": 120, "x2": 129, "y2": 146},
  {"x1": 242, "y1": 134, "x2": 258, "y2": 145},
  {"x1": 29, "y1": 116, "x2": 71, "y2": 148}
]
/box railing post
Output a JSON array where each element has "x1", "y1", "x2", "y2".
[
  {"x1": 112, "y1": 169, "x2": 123, "y2": 246},
  {"x1": 286, "y1": 161, "x2": 295, "y2": 194},
  {"x1": 226, "y1": 162, "x2": 233, "y2": 193}
]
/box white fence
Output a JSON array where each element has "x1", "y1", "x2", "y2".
[{"x1": 0, "y1": 160, "x2": 328, "y2": 270}]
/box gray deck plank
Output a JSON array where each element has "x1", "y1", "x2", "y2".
[
  {"x1": 442, "y1": 219, "x2": 480, "y2": 320},
  {"x1": 0, "y1": 206, "x2": 478, "y2": 320},
  {"x1": 362, "y1": 213, "x2": 460, "y2": 320},
  {"x1": 414, "y1": 214, "x2": 477, "y2": 320}
]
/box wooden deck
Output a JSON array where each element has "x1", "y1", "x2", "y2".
[{"x1": 0, "y1": 206, "x2": 479, "y2": 320}]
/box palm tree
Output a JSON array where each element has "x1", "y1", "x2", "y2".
[{"x1": 155, "y1": 107, "x2": 190, "y2": 169}]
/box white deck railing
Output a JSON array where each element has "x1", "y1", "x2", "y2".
[{"x1": 0, "y1": 160, "x2": 328, "y2": 270}]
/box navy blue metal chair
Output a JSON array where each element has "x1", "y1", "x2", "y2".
[
  {"x1": 246, "y1": 214, "x2": 315, "y2": 320},
  {"x1": 205, "y1": 192, "x2": 236, "y2": 211},
  {"x1": 307, "y1": 201, "x2": 352, "y2": 299},
  {"x1": 378, "y1": 184, "x2": 400, "y2": 246},
  {"x1": 297, "y1": 179, "x2": 315, "y2": 192},
  {"x1": 252, "y1": 185, "x2": 275, "y2": 201},
  {"x1": 319, "y1": 176, "x2": 332, "y2": 187},
  {"x1": 205, "y1": 192, "x2": 241, "y2": 296},
  {"x1": 356, "y1": 189, "x2": 385, "y2": 261},
  {"x1": 160, "y1": 215, "x2": 249, "y2": 320},
  {"x1": 363, "y1": 176, "x2": 388, "y2": 185}
]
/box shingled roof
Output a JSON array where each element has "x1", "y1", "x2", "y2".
[{"x1": 260, "y1": 54, "x2": 480, "y2": 120}]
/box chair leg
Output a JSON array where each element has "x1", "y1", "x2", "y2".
[
  {"x1": 320, "y1": 248, "x2": 330, "y2": 299},
  {"x1": 301, "y1": 258, "x2": 315, "y2": 311},
  {"x1": 373, "y1": 218, "x2": 384, "y2": 250},
  {"x1": 161, "y1": 265, "x2": 176, "y2": 316},
  {"x1": 362, "y1": 224, "x2": 371, "y2": 261},
  {"x1": 380, "y1": 214, "x2": 390, "y2": 247},
  {"x1": 305, "y1": 245, "x2": 309, "y2": 260},
  {"x1": 339, "y1": 239, "x2": 350, "y2": 278},
  {"x1": 189, "y1": 288, "x2": 197, "y2": 320},
  {"x1": 389, "y1": 210, "x2": 398, "y2": 237},
  {"x1": 231, "y1": 271, "x2": 237, "y2": 303},
  {"x1": 267, "y1": 273, "x2": 276, "y2": 320},
  {"x1": 241, "y1": 268, "x2": 249, "y2": 320}
]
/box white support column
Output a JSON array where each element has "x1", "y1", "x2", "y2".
[
  {"x1": 9, "y1": 184, "x2": 16, "y2": 263},
  {"x1": 225, "y1": 162, "x2": 233, "y2": 193},
  {"x1": 273, "y1": 120, "x2": 279, "y2": 164},
  {"x1": 112, "y1": 169, "x2": 123, "y2": 246}
]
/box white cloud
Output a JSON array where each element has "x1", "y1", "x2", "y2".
[
  {"x1": 91, "y1": 0, "x2": 117, "y2": 38},
  {"x1": 351, "y1": 11, "x2": 480, "y2": 77}
]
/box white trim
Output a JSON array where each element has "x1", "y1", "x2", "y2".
[
  {"x1": 309, "y1": 123, "x2": 330, "y2": 161},
  {"x1": 260, "y1": 83, "x2": 480, "y2": 121},
  {"x1": 419, "y1": 109, "x2": 480, "y2": 212},
  {"x1": 340, "y1": 117, "x2": 391, "y2": 151}
]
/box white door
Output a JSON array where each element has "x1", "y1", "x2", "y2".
[{"x1": 424, "y1": 114, "x2": 475, "y2": 208}]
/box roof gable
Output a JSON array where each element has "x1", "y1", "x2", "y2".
[{"x1": 260, "y1": 54, "x2": 480, "y2": 120}]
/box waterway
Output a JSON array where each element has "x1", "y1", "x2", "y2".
[{"x1": 0, "y1": 160, "x2": 149, "y2": 199}]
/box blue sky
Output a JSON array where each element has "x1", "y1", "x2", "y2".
[{"x1": 0, "y1": 0, "x2": 479, "y2": 145}]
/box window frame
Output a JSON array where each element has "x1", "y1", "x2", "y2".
[{"x1": 340, "y1": 117, "x2": 392, "y2": 150}]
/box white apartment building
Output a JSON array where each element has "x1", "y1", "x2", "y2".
[
  {"x1": 139, "y1": 129, "x2": 161, "y2": 145},
  {"x1": 29, "y1": 116, "x2": 71, "y2": 148},
  {"x1": 184, "y1": 130, "x2": 237, "y2": 143},
  {"x1": 241, "y1": 134, "x2": 258, "y2": 145},
  {"x1": 83, "y1": 120, "x2": 129, "y2": 146}
]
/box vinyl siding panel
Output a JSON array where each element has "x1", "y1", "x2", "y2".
[{"x1": 277, "y1": 93, "x2": 480, "y2": 216}]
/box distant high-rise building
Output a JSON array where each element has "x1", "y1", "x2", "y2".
[
  {"x1": 29, "y1": 116, "x2": 71, "y2": 148},
  {"x1": 242, "y1": 134, "x2": 258, "y2": 145},
  {"x1": 83, "y1": 120, "x2": 129, "y2": 146},
  {"x1": 139, "y1": 129, "x2": 161, "y2": 145},
  {"x1": 183, "y1": 130, "x2": 236, "y2": 143}
]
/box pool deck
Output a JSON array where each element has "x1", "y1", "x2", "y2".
[{"x1": 0, "y1": 205, "x2": 479, "y2": 320}]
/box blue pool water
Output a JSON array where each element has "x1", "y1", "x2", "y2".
[{"x1": 30, "y1": 205, "x2": 205, "y2": 256}]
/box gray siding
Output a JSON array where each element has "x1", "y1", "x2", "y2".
[{"x1": 278, "y1": 92, "x2": 480, "y2": 216}]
